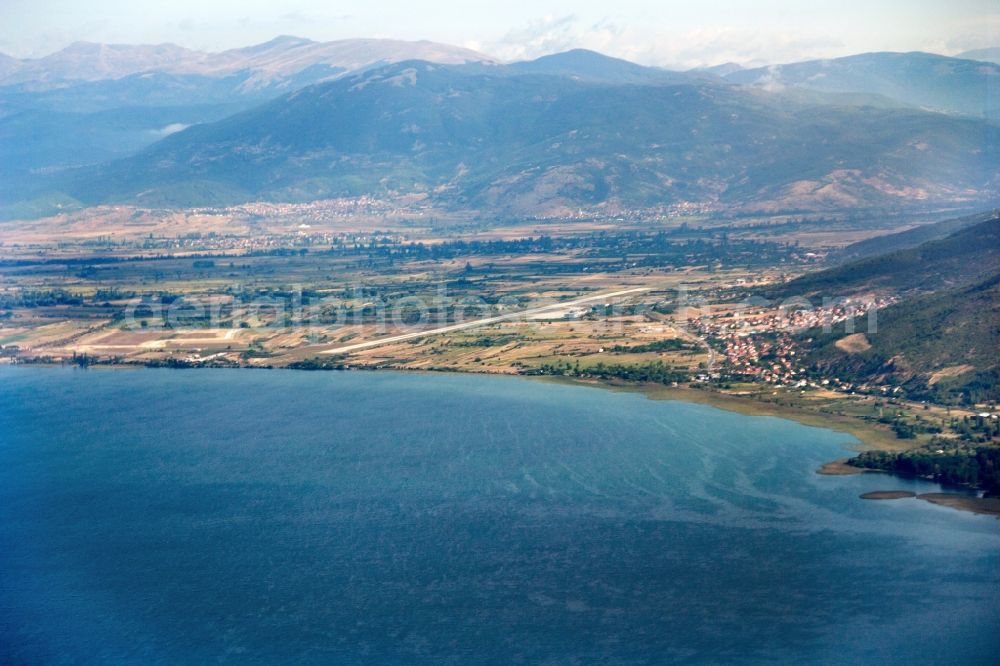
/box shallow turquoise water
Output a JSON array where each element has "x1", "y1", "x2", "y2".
[{"x1": 1, "y1": 367, "x2": 998, "y2": 664}]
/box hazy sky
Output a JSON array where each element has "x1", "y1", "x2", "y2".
[{"x1": 2, "y1": 0, "x2": 998, "y2": 67}]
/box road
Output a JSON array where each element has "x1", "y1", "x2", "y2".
[
  {"x1": 673, "y1": 327, "x2": 717, "y2": 372},
  {"x1": 320, "y1": 287, "x2": 651, "y2": 356},
  {"x1": 644, "y1": 309, "x2": 717, "y2": 371}
]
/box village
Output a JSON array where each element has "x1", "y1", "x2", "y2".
[{"x1": 687, "y1": 295, "x2": 897, "y2": 390}]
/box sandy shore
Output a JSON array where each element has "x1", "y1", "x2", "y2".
[
  {"x1": 818, "y1": 459, "x2": 873, "y2": 476},
  {"x1": 856, "y1": 490, "x2": 1000, "y2": 517},
  {"x1": 917, "y1": 494, "x2": 1000, "y2": 518},
  {"x1": 860, "y1": 490, "x2": 916, "y2": 500}
]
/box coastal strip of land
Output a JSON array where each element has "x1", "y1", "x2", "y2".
[
  {"x1": 819, "y1": 459, "x2": 872, "y2": 476},
  {"x1": 860, "y1": 491, "x2": 916, "y2": 500},
  {"x1": 917, "y1": 493, "x2": 1000, "y2": 518},
  {"x1": 857, "y1": 490, "x2": 1000, "y2": 518}
]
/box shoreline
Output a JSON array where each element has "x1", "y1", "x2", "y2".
[
  {"x1": 2, "y1": 359, "x2": 934, "y2": 453},
  {"x1": 856, "y1": 489, "x2": 1000, "y2": 519},
  {"x1": 861, "y1": 491, "x2": 916, "y2": 500},
  {"x1": 917, "y1": 493, "x2": 1000, "y2": 518},
  {"x1": 5, "y1": 358, "x2": 926, "y2": 453},
  {"x1": 817, "y1": 459, "x2": 874, "y2": 476},
  {"x1": 528, "y1": 375, "x2": 907, "y2": 453}
]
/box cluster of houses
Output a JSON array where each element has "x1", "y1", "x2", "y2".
[
  {"x1": 189, "y1": 196, "x2": 399, "y2": 221},
  {"x1": 127, "y1": 230, "x2": 407, "y2": 253},
  {"x1": 687, "y1": 296, "x2": 896, "y2": 390}
]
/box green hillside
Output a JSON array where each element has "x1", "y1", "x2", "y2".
[
  {"x1": 791, "y1": 216, "x2": 1000, "y2": 405},
  {"x1": 834, "y1": 209, "x2": 1000, "y2": 261},
  {"x1": 778, "y1": 215, "x2": 1000, "y2": 297},
  {"x1": 800, "y1": 274, "x2": 1000, "y2": 404}
]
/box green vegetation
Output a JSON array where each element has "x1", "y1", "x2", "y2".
[
  {"x1": 286, "y1": 357, "x2": 349, "y2": 371},
  {"x1": 531, "y1": 360, "x2": 688, "y2": 385},
  {"x1": 0, "y1": 289, "x2": 84, "y2": 308},
  {"x1": 850, "y1": 443, "x2": 1000, "y2": 492},
  {"x1": 777, "y1": 216, "x2": 1000, "y2": 297},
  {"x1": 454, "y1": 335, "x2": 519, "y2": 347},
  {"x1": 610, "y1": 339, "x2": 692, "y2": 353},
  {"x1": 800, "y1": 274, "x2": 1000, "y2": 404},
  {"x1": 326, "y1": 233, "x2": 797, "y2": 270}
]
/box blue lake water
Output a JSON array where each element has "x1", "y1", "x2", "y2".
[{"x1": 1, "y1": 366, "x2": 998, "y2": 664}]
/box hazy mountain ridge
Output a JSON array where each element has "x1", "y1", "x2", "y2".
[
  {"x1": 0, "y1": 103, "x2": 245, "y2": 174},
  {"x1": 3, "y1": 43, "x2": 999, "y2": 217},
  {"x1": 833, "y1": 209, "x2": 1000, "y2": 261},
  {"x1": 957, "y1": 47, "x2": 1000, "y2": 65},
  {"x1": 1, "y1": 41, "x2": 199, "y2": 85},
  {"x1": 501, "y1": 49, "x2": 697, "y2": 84},
  {"x1": 0, "y1": 38, "x2": 495, "y2": 199},
  {"x1": 33, "y1": 59, "x2": 997, "y2": 215},
  {"x1": 725, "y1": 52, "x2": 1000, "y2": 118},
  {"x1": 0, "y1": 70, "x2": 300, "y2": 116},
  {"x1": 0, "y1": 37, "x2": 492, "y2": 88}
]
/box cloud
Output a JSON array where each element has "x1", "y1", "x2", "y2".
[
  {"x1": 940, "y1": 13, "x2": 1000, "y2": 54},
  {"x1": 487, "y1": 16, "x2": 847, "y2": 68},
  {"x1": 279, "y1": 11, "x2": 354, "y2": 25},
  {"x1": 149, "y1": 123, "x2": 191, "y2": 137},
  {"x1": 652, "y1": 28, "x2": 846, "y2": 68},
  {"x1": 488, "y1": 15, "x2": 581, "y2": 62}
]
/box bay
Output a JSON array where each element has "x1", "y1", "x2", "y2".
[{"x1": 1, "y1": 367, "x2": 997, "y2": 664}]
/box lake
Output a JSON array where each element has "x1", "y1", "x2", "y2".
[{"x1": 1, "y1": 367, "x2": 998, "y2": 664}]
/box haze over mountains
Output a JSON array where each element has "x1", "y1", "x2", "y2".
[
  {"x1": 957, "y1": 47, "x2": 1000, "y2": 65},
  {"x1": 0, "y1": 37, "x2": 494, "y2": 121},
  {"x1": 0, "y1": 37, "x2": 495, "y2": 215},
  {"x1": 1, "y1": 37, "x2": 998, "y2": 218},
  {"x1": 0, "y1": 36, "x2": 491, "y2": 89},
  {"x1": 724, "y1": 52, "x2": 1000, "y2": 118}
]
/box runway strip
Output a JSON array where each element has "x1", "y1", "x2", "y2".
[{"x1": 320, "y1": 287, "x2": 651, "y2": 356}]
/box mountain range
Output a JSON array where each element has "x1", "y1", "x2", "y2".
[
  {"x1": 1, "y1": 39, "x2": 999, "y2": 218},
  {"x1": 724, "y1": 52, "x2": 1000, "y2": 118},
  {"x1": 0, "y1": 37, "x2": 494, "y2": 215},
  {"x1": 957, "y1": 47, "x2": 1000, "y2": 65},
  {"x1": 0, "y1": 37, "x2": 490, "y2": 90}
]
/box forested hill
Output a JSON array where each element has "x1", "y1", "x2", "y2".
[
  {"x1": 799, "y1": 273, "x2": 999, "y2": 404},
  {"x1": 777, "y1": 215, "x2": 1000, "y2": 298},
  {"x1": 834, "y1": 209, "x2": 1000, "y2": 261}
]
